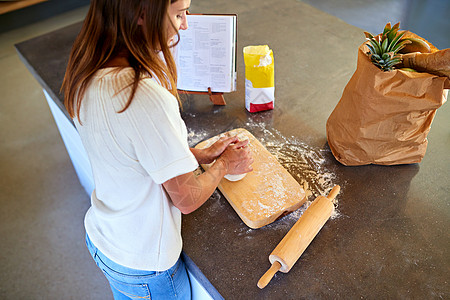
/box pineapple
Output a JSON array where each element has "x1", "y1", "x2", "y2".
[{"x1": 364, "y1": 22, "x2": 411, "y2": 71}]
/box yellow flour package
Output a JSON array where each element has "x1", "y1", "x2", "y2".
[{"x1": 243, "y1": 45, "x2": 275, "y2": 112}]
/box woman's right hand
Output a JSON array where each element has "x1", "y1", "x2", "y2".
[{"x1": 217, "y1": 139, "x2": 254, "y2": 175}]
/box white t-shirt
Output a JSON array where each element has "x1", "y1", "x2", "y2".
[{"x1": 74, "y1": 67, "x2": 198, "y2": 271}]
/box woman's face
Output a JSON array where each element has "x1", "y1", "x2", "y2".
[{"x1": 166, "y1": 0, "x2": 191, "y2": 44}]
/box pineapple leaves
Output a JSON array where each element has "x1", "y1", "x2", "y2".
[
  {"x1": 383, "y1": 22, "x2": 391, "y2": 35},
  {"x1": 387, "y1": 29, "x2": 397, "y2": 44},
  {"x1": 391, "y1": 22, "x2": 400, "y2": 33},
  {"x1": 385, "y1": 59, "x2": 401, "y2": 68},
  {"x1": 369, "y1": 39, "x2": 382, "y2": 55},
  {"x1": 364, "y1": 22, "x2": 409, "y2": 71},
  {"x1": 364, "y1": 31, "x2": 374, "y2": 39},
  {"x1": 371, "y1": 53, "x2": 381, "y2": 60},
  {"x1": 387, "y1": 31, "x2": 408, "y2": 52},
  {"x1": 391, "y1": 39, "x2": 411, "y2": 53},
  {"x1": 381, "y1": 38, "x2": 389, "y2": 53},
  {"x1": 386, "y1": 23, "x2": 401, "y2": 45},
  {"x1": 366, "y1": 43, "x2": 377, "y2": 55}
]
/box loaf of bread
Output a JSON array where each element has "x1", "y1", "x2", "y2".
[{"x1": 401, "y1": 49, "x2": 450, "y2": 79}]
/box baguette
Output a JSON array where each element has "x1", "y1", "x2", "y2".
[
  {"x1": 399, "y1": 37, "x2": 431, "y2": 54},
  {"x1": 401, "y1": 49, "x2": 450, "y2": 79}
]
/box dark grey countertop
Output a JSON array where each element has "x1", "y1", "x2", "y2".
[{"x1": 16, "y1": 0, "x2": 450, "y2": 299}]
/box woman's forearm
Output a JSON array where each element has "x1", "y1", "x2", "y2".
[
  {"x1": 163, "y1": 159, "x2": 228, "y2": 214},
  {"x1": 167, "y1": 140, "x2": 252, "y2": 214}
]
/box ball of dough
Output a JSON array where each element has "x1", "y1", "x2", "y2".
[{"x1": 224, "y1": 173, "x2": 247, "y2": 182}]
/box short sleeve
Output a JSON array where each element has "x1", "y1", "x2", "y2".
[{"x1": 120, "y1": 79, "x2": 198, "y2": 184}]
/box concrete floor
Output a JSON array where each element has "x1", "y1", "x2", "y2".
[
  {"x1": 0, "y1": 1, "x2": 448, "y2": 299},
  {"x1": 0, "y1": 6, "x2": 112, "y2": 299}
]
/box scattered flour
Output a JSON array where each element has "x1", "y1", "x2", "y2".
[
  {"x1": 187, "y1": 128, "x2": 210, "y2": 147},
  {"x1": 186, "y1": 120, "x2": 343, "y2": 228},
  {"x1": 243, "y1": 121, "x2": 343, "y2": 222}
]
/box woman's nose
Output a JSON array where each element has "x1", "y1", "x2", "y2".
[{"x1": 180, "y1": 17, "x2": 188, "y2": 30}]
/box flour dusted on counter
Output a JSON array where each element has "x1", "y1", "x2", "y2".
[
  {"x1": 187, "y1": 128, "x2": 210, "y2": 147},
  {"x1": 187, "y1": 122, "x2": 343, "y2": 223},
  {"x1": 244, "y1": 121, "x2": 342, "y2": 221}
]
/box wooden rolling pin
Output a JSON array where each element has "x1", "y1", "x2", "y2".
[{"x1": 257, "y1": 185, "x2": 340, "y2": 289}]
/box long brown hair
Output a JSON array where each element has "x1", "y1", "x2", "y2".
[{"x1": 61, "y1": 0, "x2": 180, "y2": 120}]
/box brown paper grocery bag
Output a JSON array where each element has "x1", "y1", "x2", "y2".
[{"x1": 326, "y1": 43, "x2": 449, "y2": 166}]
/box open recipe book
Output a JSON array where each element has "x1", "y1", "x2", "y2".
[{"x1": 175, "y1": 14, "x2": 237, "y2": 93}]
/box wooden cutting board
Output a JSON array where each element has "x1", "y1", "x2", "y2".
[{"x1": 195, "y1": 128, "x2": 307, "y2": 229}]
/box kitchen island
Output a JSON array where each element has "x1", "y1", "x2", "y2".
[{"x1": 15, "y1": 0, "x2": 449, "y2": 299}]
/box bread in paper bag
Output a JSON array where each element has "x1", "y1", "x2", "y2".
[
  {"x1": 326, "y1": 42, "x2": 449, "y2": 166},
  {"x1": 243, "y1": 45, "x2": 275, "y2": 112}
]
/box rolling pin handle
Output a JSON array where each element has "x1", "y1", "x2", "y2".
[
  {"x1": 257, "y1": 261, "x2": 282, "y2": 289},
  {"x1": 327, "y1": 185, "x2": 341, "y2": 201}
]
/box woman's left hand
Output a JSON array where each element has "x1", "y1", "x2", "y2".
[{"x1": 191, "y1": 135, "x2": 239, "y2": 165}]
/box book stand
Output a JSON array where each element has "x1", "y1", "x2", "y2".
[
  {"x1": 179, "y1": 87, "x2": 226, "y2": 105},
  {"x1": 207, "y1": 87, "x2": 226, "y2": 105}
]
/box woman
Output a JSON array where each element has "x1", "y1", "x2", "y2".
[{"x1": 61, "y1": 0, "x2": 253, "y2": 299}]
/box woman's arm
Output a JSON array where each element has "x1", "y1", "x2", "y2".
[{"x1": 163, "y1": 140, "x2": 253, "y2": 214}]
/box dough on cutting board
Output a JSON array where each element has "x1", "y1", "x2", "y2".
[
  {"x1": 224, "y1": 173, "x2": 247, "y2": 181},
  {"x1": 224, "y1": 132, "x2": 250, "y2": 181},
  {"x1": 199, "y1": 130, "x2": 250, "y2": 182},
  {"x1": 196, "y1": 128, "x2": 309, "y2": 228}
]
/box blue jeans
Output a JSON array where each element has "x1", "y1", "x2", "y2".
[{"x1": 86, "y1": 234, "x2": 191, "y2": 299}]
